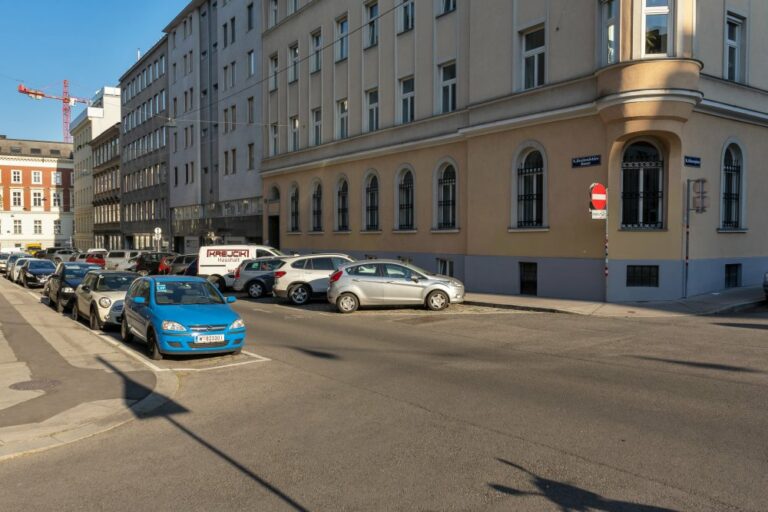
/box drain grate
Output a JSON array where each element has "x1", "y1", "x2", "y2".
[{"x1": 10, "y1": 379, "x2": 61, "y2": 391}]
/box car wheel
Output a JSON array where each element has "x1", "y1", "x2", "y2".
[
  {"x1": 336, "y1": 293, "x2": 359, "y2": 314},
  {"x1": 89, "y1": 305, "x2": 104, "y2": 331},
  {"x1": 288, "y1": 284, "x2": 311, "y2": 306},
  {"x1": 231, "y1": 348, "x2": 242, "y2": 355},
  {"x1": 146, "y1": 330, "x2": 163, "y2": 360},
  {"x1": 426, "y1": 290, "x2": 450, "y2": 311},
  {"x1": 121, "y1": 317, "x2": 134, "y2": 343},
  {"x1": 247, "y1": 281, "x2": 264, "y2": 299},
  {"x1": 71, "y1": 303, "x2": 80, "y2": 322},
  {"x1": 57, "y1": 294, "x2": 67, "y2": 313}
]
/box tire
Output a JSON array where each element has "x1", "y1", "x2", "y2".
[
  {"x1": 336, "y1": 293, "x2": 359, "y2": 314},
  {"x1": 121, "y1": 316, "x2": 134, "y2": 343},
  {"x1": 146, "y1": 330, "x2": 163, "y2": 360},
  {"x1": 288, "y1": 284, "x2": 311, "y2": 306},
  {"x1": 57, "y1": 293, "x2": 67, "y2": 313},
  {"x1": 246, "y1": 280, "x2": 265, "y2": 299},
  {"x1": 89, "y1": 305, "x2": 104, "y2": 331},
  {"x1": 71, "y1": 302, "x2": 80, "y2": 322},
  {"x1": 21, "y1": 275, "x2": 28, "y2": 288},
  {"x1": 426, "y1": 290, "x2": 450, "y2": 311}
]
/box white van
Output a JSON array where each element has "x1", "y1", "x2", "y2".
[
  {"x1": 105, "y1": 250, "x2": 145, "y2": 271},
  {"x1": 198, "y1": 245, "x2": 285, "y2": 290}
]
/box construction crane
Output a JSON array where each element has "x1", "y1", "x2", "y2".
[{"x1": 17, "y1": 80, "x2": 90, "y2": 143}]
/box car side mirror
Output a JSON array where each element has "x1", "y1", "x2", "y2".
[
  {"x1": 133, "y1": 296, "x2": 146, "y2": 304},
  {"x1": 81, "y1": 285, "x2": 90, "y2": 293},
  {"x1": 410, "y1": 275, "x2": 420, "y2": 282},
  {"x1": 226, "y1": 296, "x2": 237, "y2": 304}
]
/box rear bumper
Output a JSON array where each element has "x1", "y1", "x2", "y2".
[{"x1": 273, "y1": 288, "x2": 289, "y2": 299}]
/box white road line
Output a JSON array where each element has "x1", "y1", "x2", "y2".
[{"x1": 242, "y1": 350, "x2": 271, "y2": 362}]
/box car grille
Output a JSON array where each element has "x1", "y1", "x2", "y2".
[
  {"x1": 188, "y1": 341, "x2": 229, "y2": 348},
  {"x1": 189, "y1": 324, "x2": 228, "y2": 332}
]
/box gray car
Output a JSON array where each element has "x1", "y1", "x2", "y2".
[
  {"x1": 167, "y1": 253, "x2": 198, "y2": 275},
  {"x1": 233, "y1": 257, "x2": 287, "y2": 298},
  {"x1": 327, "y1": 259, "x2": 465, "y2": 313}
]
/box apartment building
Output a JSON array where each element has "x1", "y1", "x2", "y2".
[
  {"x1": 260, "y1": 0, "x2": 768, "y2": 301},
  {"x1": 165, "y1": 0, "x2": 264, "y2": 254},
  {"x1": 90, "y1": 123, "x2": 121, "y2": 250},
  {"x1": 0, "y1": 136, "x2": 73, "y2": 250},
  {"x1": 119, "y1": 35, "x2": 171, "y2": 251},
  {"x1": 71, "y1": 86, "x2": 121, "y2": 251}
]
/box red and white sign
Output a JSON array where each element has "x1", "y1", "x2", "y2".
[{"x1": 590, "y1": 183, "x2": 607, "y2": 211}]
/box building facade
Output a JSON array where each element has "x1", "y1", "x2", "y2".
[
  {"x1": 260, "y1": 0, "x2": 768, "y2": 302},
  {"x1": 90, "y1": 124, "x2": 122, "y2": 250},
  {"x1": 165, "y1": 0, "x2": 264, "y2": 254},
  {"x1": 0, "y1": 136, "x2": 74, "y2": 250},
  {"x1": 71, "y1": 87, "x2": 121, "y2": 250}
]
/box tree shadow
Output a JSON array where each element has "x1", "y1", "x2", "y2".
[
  {"x1": 96, "y1": 357, "x2": 311, "y2": 512},
  {"x1": 712, "y1": 322, "x2": 768, "y2": 331},
  {"x1": 289, "y1": 347, "x2": 340, "y2": 360},
  {"x1": 631, "y1": 356, "x2": 761, "y2": 374},
  {"x1": 490, "y1": 458, "x2": 678, "y2": 512}
]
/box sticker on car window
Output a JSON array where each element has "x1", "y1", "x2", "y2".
[{"x1": 156, "y1": 283, "x2": 167, "y2": 292}]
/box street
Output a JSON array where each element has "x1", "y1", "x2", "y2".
[{"x1": 0, "y1": 276, "x2": 767, "y2": 511}]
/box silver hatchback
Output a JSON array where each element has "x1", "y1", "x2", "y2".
[{"x1": 327, "y1": 259, "x2": 464, "y2": 313}]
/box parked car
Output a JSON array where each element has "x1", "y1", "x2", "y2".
[
  {"x1": 233, "y1": 257, "x2": 287, "y2": 298},
  {"x1": 0, "y1": 252, "x2": 10, "y2": 274},
  {"x1": 5, "y1": 253, "x2": 32, "y2": 280},
  {"x1": 72, "y1": 271, "x2": 138, "y2": 331},
  {"x1": 9, "y1": 258, "x2": 33, "y2": 283},
  {"x1": 327, "y1": 260, "x2": 465, "y2": 313},
  {"x1": 19, "y1": 259, "x2": 57, "y2": 288},
  {"x1": 165, "y1": 253, "x2": 197, "y2": 275},
  {"x1": 45, "y1": 262, "x2": 103, "y2": 313},
  {"x1": 273, "y1": 254, "x2": 354, "y2": 305},
  {"x1": 763, "y1": 272, "x2": 768, "y2": 300},
  {"x1": 40, "y1": 247, "x2": 68, "y2": 260},
  {"x1": 133, "y1": 252, "x2": 176, "y2": 276},
  {"x1": 183, "y1": 258, "x2": 198, "y2": 276},
  {"x1": 197, "y1": 245, "x2": 286, "y2": 291},
  {"x1": 121, "y1": 276, "x2": 246, "y2": 360},
  {"x1": 85, "y1": 252, "x2": 107, "y2": 268},
  {"x1": 105, "y1": 250, "x2": 144, "y2": 271}
]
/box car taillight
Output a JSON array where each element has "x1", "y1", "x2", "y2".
[
  {"x1": 274, "y1": 271, "x2": 287, "y2": 279},
  {"x1": 330, "y1": 270, "x2": 343, "y2": 283},
  {"x1": 234, "y1": 266, "x2": 241, "y2": 279}
]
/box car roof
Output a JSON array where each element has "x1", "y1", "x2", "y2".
[
  {"x1": 85, "y1": 269, "x2": 138, "y2": 275},
  {"x1": 283, "y1": 253, "x2": 351, "y2": 261},
  {"x1": 62, "y1": 262, "x2": 102, "y2": 267},
  {"x1": 147, "y1": 275, "x2": 206, "y2": 282}
]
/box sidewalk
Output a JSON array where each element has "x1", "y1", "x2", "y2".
[{"x1": 465, "y1": 286, "x2": 766, "y2": 318}]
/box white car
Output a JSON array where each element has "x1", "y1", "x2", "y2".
[
  {"x1": 272, "y1": 254, "x2": 354, "y2": 305},
  {"x1": 105, "y1": 250, "x2": 145, "y2": 271},
  {"x1": 71, "y1": 270, "x2": 138, "y2": 331},
  {"x1": 9, "y1": 258, "x2": 33, "y2": 283},
  {"x1": 198, "y1": 245, "x2": 286, "y2": 290}
]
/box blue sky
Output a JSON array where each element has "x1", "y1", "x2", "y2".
[{"x1": 0, "y1": 0, "x2": 188, "y2": 142}]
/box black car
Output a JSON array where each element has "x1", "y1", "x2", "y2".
[
  {"x1": 20, "y1": 259, "x2": 57, "y2": 288},
  {"x1": 133, "y1": 252, "x2": 176, "y2": 276},
  {"x1": 46, "y1": 262, "x2": 103, "y2": 313}
]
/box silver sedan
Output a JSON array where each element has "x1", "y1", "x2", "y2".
[{"x1": 327, "y1": 259, "x2": 464, "y2": 313}]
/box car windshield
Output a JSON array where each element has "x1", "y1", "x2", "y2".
[
  {"x1": 154, "y1": 280, "x2": 225, "y2": 305},
  {"x1": 63, "y1": 265, "x2": 100, "y2": 280},
  {"x1": 29, "y1": 260, "x2": 56, "y2": 270},
  {"x1": 97, "y1": 274, "x2": 135, "y2": 291},
  {"x1": 0, "y1": 254, "x2": 8, "y2": 261}
]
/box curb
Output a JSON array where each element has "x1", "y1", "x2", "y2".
[
  {"x1": 702, "y1": 299, "x2": 766, "y2": 316},
  {"x1": 463, "y1": 300, "x2": 567, "y2": 315}
]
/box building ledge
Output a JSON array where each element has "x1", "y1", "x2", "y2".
[
  {"x1": 717, "y1": 228, "x2": 748, "y2": 234},
  {"x1": 360, "y1": 230, "x2": 382, "y2": 235},
  {"x1": 393, "y1": 229, "x2": 418, "y2": 234},
  {"x1": 333, "y1": 230, "x2": 352, "y2": 235},
  {"x1": 508, "y1": 227, "x2": 550, "y2": 233},
  {"x1": 431, "y1": 228, "x2": 460, "y2": 234},
  {"x1": 307, "y1": 231, "x2": 325, "y2": 235}
]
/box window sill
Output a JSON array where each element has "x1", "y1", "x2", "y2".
[
  {"x1": 619, "y1": 228, "x2": 667, "y2": 232},
  {"x1": 508, "y1": 227, "x2": 550, "y2": 233},
  {"x1": 364, "y1": 42, "x2": 378, "y2": 51},
  {"x1": 397, "y1": 27, "x2": 414, "y2": 36},
  {"x1": 360, "y1": 230, "x2": 382, "y2": 234},
  {"x1": 288, "y1": 79, "x2": 298, "y2": 85},
  {"x1": 310, "y1": 68, "x2": 321, "y2": 75},
  {"x1": 394, "y1": 229, "x2": 418, "y2": 234},
  {"x1": 717, "y1": 228, "x2": 748, "y2": 233},
  {"x1": 333, "y1": 230, "x2": 351, "y2": 234},
  {"x1": 431, "y1": 228, "x2": 459, "y2": 234},
  {"x1": 335, "y1": 57, "x2": 348, "y2": 64},
  {"x1": 435, "y1": 9, "x2": 455, "y2": 19},
  {"x1": 307, "y1": 230, "x2": 324, "y2": 235},
  {"x1": 286, "y1": 231, "x2": 302, "y2": 235}
]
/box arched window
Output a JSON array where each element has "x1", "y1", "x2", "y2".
[
  {"x1": 365, "y1": 175, "x2": 379, "y2": 231},
  {"x1": 337, "y1": 179, "x2": 349, "y2": 231},
  {"x1": 437, "y1": 165, "x2": 457, "y2": 229},
  {"x1": 311, "y1": 182, "x2": 323, "y2": 232},
  {"x1": 289, "y1": 186, "x2": 300, "y2": 232},
  {"x1": 517, "y1": 150, "x2": 544, "y2": 227},
  {"x1": 270, "y1": 186, "x2": 280, "y2": 201},
  {"x1": 722, "y1": 144, "x2": 742, "y2": 229},
  {"x1": 397, "y1": 170, "x2": 415, "y2": 230},
  {"x1": 621, "y1": 141, "x2": 663, "y2": 229}
]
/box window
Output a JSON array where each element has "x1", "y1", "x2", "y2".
[
  {"x1": 517, "y1": 150, "x2": 544, "y2": 228},
  {"x1": 437, "y1": 165, "x2": 457, "y2": 229},
  {"x1": 247, "y1": 3, "x2": 254, "y2": 30},
  {"x1": 269, "y1": 55, "x2": 278, "y2": 91},
  {"x1": 312, "y1": 108, "x2": 322, "y2": 146},
  {"x1": 310, "y1": 31, "x2": 322, "y2": 72},
  {"x1": 725, "y1": 14, "x2": 746, "y2": 82},
  {"x1": 721, "y1": 144, "x2": 742, "y2": 230},
  {"x1": 34, "y1": 220, "x2": 42, "y2": 235},
  {"x1": 312, "y1": 183, "x2": 323, "y2": 232},
  {"x1": 290, "y1": 186, "x2": 300, "y2": 232},
  {"x1": 230, "y1": 17, "x2": 236, "y2": 44},
  {"x1": 602, "y1": 0, "x2": 618, "y2": 65},
  {"x1": 54, "y1": 220, "x2": 61, "y2": 235},
  {"x1": 224, "y1": 151, "x2": 230, "y2": 174},
  {"x1": 626, "y1": 265, "x2": 659, "y2": 287},
  {"x1": 288, "y1": 44, "x2": 299, "y2": 82},
  {"x1": 400, "y1": 77, "x2": 415, "y2": 123},
  {"x1": 270, "y1": 123, "x2": 279, "y2": 156},
  {"x1": 248, "y1": 143, "x2": 255, "y2": 170},
  {"x1": 366, "y1": 89, "x2": 379, "y2": 132},
  {"x1": 398, "y1": 170, "x2": 415, "y2": 230},
  {"x1": 522, "y1": 27, "x2": 545, "y2": 89},
  {"x1": 366, "y1": 2, "x2": 379, "y2": 47},
  {"x1": 228, "y1": 62, "x2": 236, "y2": 88},
  {"x1": 337, "y1": 179, "x2": 349, "y2": 231},
  {"x1": 440, "y1": 62, "x2": 457, "y2": 113},
  {"x1": 11, "y1": 170, "x2": 21, "y2": 183},
  {"x1": 247, "y1": 97, "x2": 254, "y2": 123},
  {"x1": 230, "y1": 150, "x2": 236, "y2": 174},
  {"x1": 13, "y1": 219, "x2": 21, "y2": 234},
  {"x1": 290, "y1": 116, "x2": 299, "y2": 151},
  {"x1": 337, "y1": 99, "x2": 348, "y2": 139},
  {"x1": 438, "y1": 0, "x2": 456, "y2": 15},
  {"x1": 248, "y1": 50, "x2": 255, "y2": 77},
  {"x1": 437, "y1": 258, "x2": 454, "y2": 276},
  {"x1": 643, "y1": 0, "x2": 671, "y2": 56},
  {"x1": 12, "y1": 190, "x2": 22, "y2": 207},
  {"x1": 336, "y1": 17, "x2": 349, "y2": 61},
  {"x1": 288, "y1": 0, "x2": 298, "y2": 15},
  {"x1": 52, "y1": 192, "x2": 62, "y2": 207},
  {"x1": 32, "y1": 191, "x2": 43, "y2": 208},
  {"x1": 364, "y1": 174, "x2": 379, "y2": 231},
  {"x1": 269, "y1": 0, "x2": 278, "y2": 27},
  {"x1": 725, "y1": 264, "x2": 742, "y2": 288},
  {"x1": 32, "y1": 171, "x2": 42, "y2": 184},
  {"x1": 231, "y1": 105, "x2": 237, "y2": 131},
  {"x1": 399, "y1": 0, "x2": 414, "y2": 33},
  {"x1": 621, "y1": 141, "x2": 664, "y2": 229}
]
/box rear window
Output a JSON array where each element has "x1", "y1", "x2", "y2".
[{"x1": 108, "y1": 251, "x2": 125, "y2": 258}]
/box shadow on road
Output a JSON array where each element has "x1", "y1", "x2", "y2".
[
  {"x1": 712, "y1": 322, "x2": 768, "y2": 332},
  {"x1": 489, "y1": 458, "x2": 677, "y2": 511},
  {"x1": 631, "y1": 356, "x2": 761, "y2": 374},
  {"x1": 96, "y1": 357, "x2": 311, "y2": 512},
  {"x1": 289, "y1": 347, "x2": 340, "y2": 360}
]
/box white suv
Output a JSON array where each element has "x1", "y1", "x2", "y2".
[{"x1": 273, "y1": 254, "x2": 354, "y2": 305}]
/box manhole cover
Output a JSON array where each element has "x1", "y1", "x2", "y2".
[{"x1": 10, "y1": 379, "x2": 61, "y2": 391}]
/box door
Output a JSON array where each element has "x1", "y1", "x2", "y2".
[
  {"x1": 268, "y1": 216, "x2": 280, "y2": 250},
  {"x1": 78, "y1": 274, "x2": 96, "y2": 316},
  {"x1": 520, "y1": 262, "x2": 538, "y2": 296},
  {"x1": 347, "y1": 263, "x2": 389, "y2": 304},
  {"x1": 382, "y1": 263, "x2": 425, "y2": 303},
  {"x1": 306, "y1": 257, "x2": 336, "y2": 293}
]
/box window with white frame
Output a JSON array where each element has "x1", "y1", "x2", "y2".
[
  {"x1": 365, "y1": 174, "x2": 379, "y2": 230},
  {"x1": 53, "y1": 171, "x2": 62, "y2": 185},
  {"x1": 269, "y1": 55, "x2": 278, "y2": 91},
  {"x1": 248, "y1": 50, "x2": 255, "y2": 77},
  {"x1": 288, "y1": 0, "x2": 298, "y2": 15},
  {"x1": 13, "y1": 219, "x2": 21, "y2": 234},
  {"x1": 397, "y1": 169, "x2": 415, "y2": 230},
  {"x1": 54, "y1": 219, "x2": 61, "y2": 235},
  {"x1": 602, "y1": 0, "x2": 619, "y2": 65},
  {"x1": 522, "y1": 27, "x2": 545, "y2": 89},
  {"x1": 366, "y1": 89, "x2": 379, "y2": 132},
  {"x1": 34, "y1": 220, "x2": 42, "y2": 235},
  {"x1": 270, "y1": 123, "x2": 279, "y2": 156},
  {"x1": 310, "y1": 30, "x2": 322, "y2": 72},
  {"x1": 643, "y1": 0, "x2": 671, "y2": 56},
  {"x1": 399, "y1": 0, "x2": 414, "y2": 33},
  {"x1": 312, "y1": 108, "x2": 322, "y2": 146},
  {"x1": 32, "y1": 191, "x2": 43, "y2": 208},
  {"x1": 12, "y1": 190, "x2": 22, "y2": 207},
  {"x1": 31, "y1": 171, "x2": 42, "y2": 184},
  {"x1": 336, "y1": 16, "x2": 349, "y2": 61},
  {"x1": 269, "y1": 0, "x2": 278, "y2": 27},
  {"x1": 721, "y1": 144, "x2": 743, "y2": 229},
  {"x1": 438, "y1": 0, "x2": 456, "y2": 16},
  {"x1": 337, "y1": 99, "x2": 348, "y2": 139},
  {"x1": 11, "y1": 170, "x2": 21, "y2": 183},
  {"x1": 437, "y1": 258, "x2": 454, "y2": 277},
  {"x1": 440, "y1": 62, "x2": 457, "y2": 113},
  {"x1": 366, "y1": 2, "x2": 379, "y2": 48},
  {"x1": 288, "y1": 44, "x2": 299, "y2": 82},
  {"x1": 312, "y1": 182, "x2": 323, "y2": 232},
  {"x1": 52, "y1": 191, "x2": 62, "y2": 208},
  {"x1": 725, "y1": 14, "x2": 746, "y2": 82},
  {"x1": 290, "y1": 116, "x2": 299, "y2": 151},
  {"x1": 400, "y1": 77, "x2": 415, "y2": 124}
]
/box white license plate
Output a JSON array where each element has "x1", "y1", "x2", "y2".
[{"x1": 196, "y1": 334, "x2": 225, "y2": 343}]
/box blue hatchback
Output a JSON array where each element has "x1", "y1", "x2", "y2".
[{"x1": 121, "y1": 276, "x2": 246, "y2": 359}]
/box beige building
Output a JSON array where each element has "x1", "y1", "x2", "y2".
[{"x1": 260, "y1": 0, "x2": 768, "y2": 301}]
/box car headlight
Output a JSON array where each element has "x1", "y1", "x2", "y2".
[
  {"x1": 25, "y1": 271, "x2": 33, "y2": 277},
  {"x1": 229, "y1": 318, "x2": 245, "y2": 330},
  {"x1": 161, "y1": 320, "x2": 186, "y2": 332},
  {"x1": 98, "y1": 297, "x2": 112, "y2": 308},
  {"x1": 62, "y1": 286, "x2": 74, "y2": 293}
]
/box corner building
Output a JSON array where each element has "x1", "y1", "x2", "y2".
[{"x1": 261, "y1": 0, "x2": 768, "y2": 301}]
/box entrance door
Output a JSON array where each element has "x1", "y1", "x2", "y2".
[
  {"x1": 520, "y1": 262, "x2": 538, "y2": 296},
  {"x1": 268, "y1": 216, "x2": 280, "y2": 250}
]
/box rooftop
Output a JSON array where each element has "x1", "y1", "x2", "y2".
[{"x1": 0, "y1": 135, "x2": 73, "y2": 160}]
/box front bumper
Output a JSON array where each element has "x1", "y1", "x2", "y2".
[
  {"x1": 156, "y1": 329, "x2": 247, "y2": 354},
  {"x1": 24, "y1": 274, "x2": 52, "y2": 287},
  {"x1": 100, "y1": 303, "x2": 124, "y2": 325}
]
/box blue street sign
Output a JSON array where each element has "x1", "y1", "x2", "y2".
[
  {"x1": 572, "y1": 155, "x2": 601, "y2": 168},
  {"x1": 684, "y1": 156, "x2": 701, "y2": 168}
]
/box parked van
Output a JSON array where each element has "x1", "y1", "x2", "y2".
[
  {"x1": 197, "y1": 245, "x2": 285, "y2": 290},
  {"x1": 105, "y1": 250, "x2": 145, "y2": 271}
]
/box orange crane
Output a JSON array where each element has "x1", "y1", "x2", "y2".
[{"x1": 17, "y1": 80, "x2": 90, "y2": 143}]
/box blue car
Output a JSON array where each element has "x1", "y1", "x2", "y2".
[{"x1": 121, "y1": 276, "x2": 246, "y2": 360}]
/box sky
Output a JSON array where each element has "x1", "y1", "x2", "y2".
[{"x1": 0, "y1": 0, "x2": 188, "y2": 142}]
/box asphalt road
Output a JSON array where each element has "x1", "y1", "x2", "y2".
[{"x1": 1, "y1": 295, "x2": 767, "y2": 511}]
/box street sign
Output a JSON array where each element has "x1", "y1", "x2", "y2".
[
  {"x1": 153, "y1": 233, "x2": 162, "y2": 241},
  {"x1": 154, "y1": 227, "x2": 162, "y2": 235},
  {"x1": 590, "y1": 183, "x2": 607, "y2": 210},
  {"x1": 684, "y1": 156, "x2": 701, "y2": 168},
  {"x1": 591, "y1": 209, "x2": 607, "y2": 220},
  {"x1": 572, "y1": 155, "x2": 601, "y2": 168}
]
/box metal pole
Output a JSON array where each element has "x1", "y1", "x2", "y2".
[
  {"x1": 683, "y1": 179, "x2": 691, "y2": 298},
  {"x1": 604, "y1": 189, "x2": 609, "y2": 302}
]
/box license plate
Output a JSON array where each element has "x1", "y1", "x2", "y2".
[{"x1": 196, "y1": 334, "x2": 225, "y2": 343}]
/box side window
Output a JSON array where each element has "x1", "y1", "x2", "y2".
[
  {"x1": 349, "y1": 264, "x2": 380, "y2": 276},
  {"x1": 383, "y1": 264, "x2": 412, "y2": 280},
  {"x1": 139, "y1": 281, "x2": 151, "y2": 300},
  {"x1": 256, "y1": 250, "x2": 271, "y2": 258},
  {"x1": 311, "y1": 258, "x2": 335, "y2": 271},
  {"x1": 128, "y1": 280, "x2": 142, "y2": 297},
  {"x1": 291, "y1": 259, "x2": 308, "y2": 269},
  {"x1": 247, "y1": 261, "x2": 260, "y2": 271}
]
